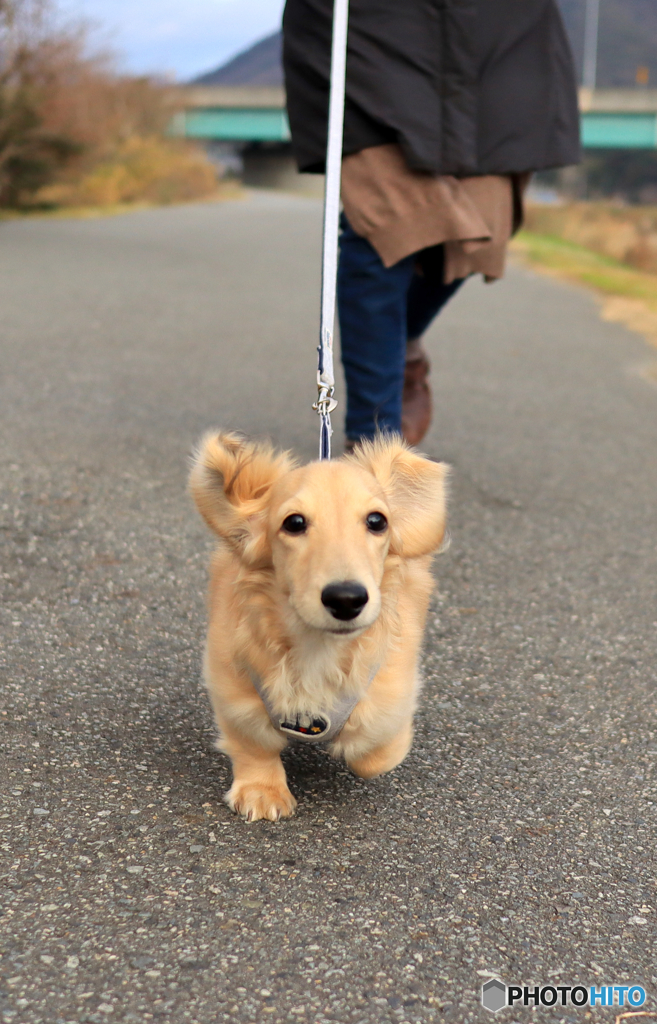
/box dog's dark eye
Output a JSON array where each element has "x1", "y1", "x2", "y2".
[
  {"x1": 282, "y1": 514, "x2": 307, "y2": 535},
  {"x1": 366, "y1": 512, "x2": 388, "y2": 533}
]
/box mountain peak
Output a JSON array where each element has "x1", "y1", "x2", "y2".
[
  {"x1": 191, "y1": 5, "x2": 657, "y2": 93},
  {"x1": 191, "y1": 31, "x2": 283, "y2": 87}
]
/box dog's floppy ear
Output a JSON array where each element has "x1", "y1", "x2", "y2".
[
  {"x1": 352, "y1": 437, "x2": 448, "y2": 558},
  {"x1": 190, "y1": 432, "x2": 295, "y2": 563}
]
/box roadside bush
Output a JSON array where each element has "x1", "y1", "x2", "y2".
[
  {"x1": 0, "y1": 0, "x2": 218, "y2": 209},
  {"x1": 38, "y1": 135, "x2": 217, "y2": 207}
]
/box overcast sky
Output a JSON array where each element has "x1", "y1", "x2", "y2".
[{"x1": 60, "y1": 0, "x2": 285, "y2": 81}]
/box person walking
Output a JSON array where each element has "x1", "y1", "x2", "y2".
[{"x1": 282, "y1": 0, "x2": 580, "y2": 448}]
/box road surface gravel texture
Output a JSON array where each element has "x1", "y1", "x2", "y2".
[{"x1": 1, "y1": 192, "x2": 656, "y2": 1024}]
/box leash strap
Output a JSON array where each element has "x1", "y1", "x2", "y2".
[
  {"x1": 247, "y1": 663, "x2": 379, "y2": 746},
  {"x1": 313, "y1": 0, "x2": 350, "y2": 460}
]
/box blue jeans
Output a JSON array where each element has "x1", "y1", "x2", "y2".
[{"x1": 337, "y1": 215, "x2": 464, "y2": 441}]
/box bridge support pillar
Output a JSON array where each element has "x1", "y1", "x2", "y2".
[{"x1": 242, "y1": 144, "x2": 324, "y2": 196}]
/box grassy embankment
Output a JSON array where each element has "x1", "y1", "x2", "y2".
[{"x1": 511, "y1": 204, "x2": 657, "y2": 351}]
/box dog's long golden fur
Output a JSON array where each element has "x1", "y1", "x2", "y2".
[{"x1": 190, "y1": 433, "x2": 447, "y2": 821}]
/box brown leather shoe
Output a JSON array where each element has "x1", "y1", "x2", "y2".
[{"x1": 401, "y1": 352, "x2": 432, "y2": 446}]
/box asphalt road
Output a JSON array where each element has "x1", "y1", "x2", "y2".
[{"x1": 1, "y1": 192, "x2": 656, "y2": 1024}]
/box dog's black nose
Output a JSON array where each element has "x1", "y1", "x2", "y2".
[{"x1": 321, "y1": 581, "x2": 369, "y2": 621}]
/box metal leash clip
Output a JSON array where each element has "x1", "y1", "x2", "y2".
[{"x1": 313, "y1": 377, "x2": 338, "y2": 416}]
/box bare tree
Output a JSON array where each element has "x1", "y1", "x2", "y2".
[{"x1": 0, "y1": 0, "x2": 80, "y2": 205}]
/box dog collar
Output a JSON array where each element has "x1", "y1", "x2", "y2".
[{"x1": 246, "y1": 665, "x2": 379, "y2": 745}]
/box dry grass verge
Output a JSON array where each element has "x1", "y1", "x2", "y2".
[
  {"x1": 0, "y1": 181, "x2": 243, "y2": 222},
  {"x1": 524, "y1": 203, "x2": 657, "y2": 275}
]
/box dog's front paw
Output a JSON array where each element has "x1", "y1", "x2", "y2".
[{"x1": 224, "y1": 782, "x2": 297, "y2": 822}]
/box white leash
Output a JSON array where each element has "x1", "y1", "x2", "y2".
[{"x1": 313, "y1": 0, "x2": 350, "y2": 460}]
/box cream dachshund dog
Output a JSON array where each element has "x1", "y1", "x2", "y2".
[{"x1": 190, "y1": 432, "x2": 447, "y2": 821}]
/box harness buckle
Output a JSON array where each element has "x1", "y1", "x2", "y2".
[{"x1": 279, "y1": 714, "x2": 331, "y2": 742}]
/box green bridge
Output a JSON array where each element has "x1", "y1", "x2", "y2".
[{"x1": 177, "y1": 86, "x2": 657, "y2": 150}]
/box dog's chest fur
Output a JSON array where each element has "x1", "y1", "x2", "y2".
[{"x1": 257, "y1": 633, "x2": 372, "y2": 719}]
